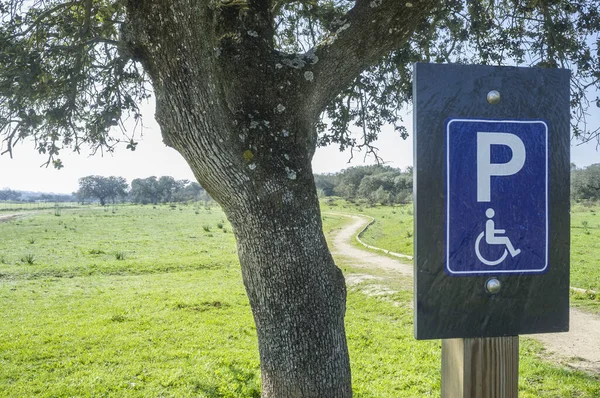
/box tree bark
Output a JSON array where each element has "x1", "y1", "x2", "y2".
[
  {"x1": 228, "y1": 169, "x2": 351, "y2": 397},
  {"x1": 151, "y1": 84, "x2": 352, "y2": 395},
  {"x1": 121, "y1": 1, "x2": 437, "y2": 396},
  {"x1": 123, "y1": 5, "x2": 352, "y2": 394}
]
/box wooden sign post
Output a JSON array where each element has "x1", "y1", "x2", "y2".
[
  {"x1": 413, "y1": 63, "x2": 570, "y2": 396},
  {"x1": 441, "y1": 337, "x2": 518, "y2": 398}
]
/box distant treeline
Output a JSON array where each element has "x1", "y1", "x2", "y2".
[
  {"x1": 75, "y1": 175, "x2": 209, "y2": 205},
  {"x1": 75, "y1": 168, "x2": 413, "y2": 207},
  {"x1": 3, "y1": 163, "x2": 600, "y2": 206},
  {"x1": 572, "y1": 163, "x2": 600, "y2": 202},
  {"x1": 315, "y1": 165, "x2": 413, "y2": 205},
  {"x1": 0, "y1": 189, "x2": 75, "y2": 203},
  {"x1": 316, "y1": 162, "x2": 600, "y2": 205}
]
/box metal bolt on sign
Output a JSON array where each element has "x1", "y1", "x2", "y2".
[
  {"x1": 486, "y1": 278, "x2": 502, "y2": 294},
  {"x1": 487, "y1": 90, "x2": 501, "y2": 104}
]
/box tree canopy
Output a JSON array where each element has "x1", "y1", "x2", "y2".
[
  {"x1": 130, "y1": 175, "x2": 206, "y2": 204},
  {"x1": 572, "y1": 163, "x2": 600, "y2": 201},
  {"x1": 316, "y1": 165, "x2": 413, "y2": 204},
  {"x1": 1, "y1": 0, "x2": 599, "y2": 167},
  {"x1": 0, "y1": 187, "x2": 20, "y2": 200},
  {"x1": 77, "y1": 174, "x2": 127, "y2": 205}
]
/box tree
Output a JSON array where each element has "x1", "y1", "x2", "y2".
[
  {"x1": 157, "y1": 175, "x2": 185, "y2": 203},
  {"x1": 372, "y1": 185, "x2": 392, "y2": 206},
  {"x1": 130, "y1": 176, "x2": 160, "y2": 204},
  {"x1": 393, "y1": 172, "x2": 412, "y2": 204},
  {"x1": 314, "y1": 174, "x2": 335, "y2": 197},
  {"x1": 178, "y1": 181, "x2": 205, "y2": 202},
  {"x1": 0, "y1": 188, "x2": 20, "y2": 201},
  {"x1": 1, "y1": 1, "x2": 600, "y2": 396},
  {"x1": 77, "y1": 175, "x2": 127, "y2": 205},
  {"x1": 572, "y1": 163, "x2": 600, "y2": 201},
  {"x1": 130, "y1": 176, "x2": 198, "y2": 204}
]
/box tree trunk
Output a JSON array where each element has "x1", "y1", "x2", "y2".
[
  {"x1": 134, "y1": 47, "x2": 352, "y2": 392},
  {"x1": 226, "y1": 168, "x2": 351, "y2": 397},
  {"x1": 122, "y1": 1, "x2": 434, "y2": 395},
  {"x1": 122, "y1": 10, "x2": 352, "y2": 388},
  {"x1": 169, "y1": 112, "x2": 352, "y2": 396}
]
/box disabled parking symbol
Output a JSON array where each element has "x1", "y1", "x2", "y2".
[
  {"x1": 445, "y1": 119, "x2": 549, "y2": 275},
  {"x1": 475, "y1": 208, "x2": 521, "y2": 266}
]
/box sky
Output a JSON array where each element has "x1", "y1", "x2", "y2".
[{"x1": 0, "y1": 100, "x2": 598, "y2": 194}]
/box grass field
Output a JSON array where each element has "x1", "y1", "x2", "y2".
[
  {"x1": 0, "y1": 201, "x2": 82, "y2": 212},
  {"x1": 321, "y1": 197, "x2": 600, "y2": 314},
  {"x1": 1, "y1": 204, "x2": 599, "y2": 396},
  {"x1": 0, "y1": 205, "x2": 237, "y2": 279},
  {"x1": 570, "y1": 203, "x2": 600, "y2": 312}
]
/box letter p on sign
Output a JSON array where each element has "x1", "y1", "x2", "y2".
[{"x1": 477, "y1": 132, "x2": 526, "y2": 203}]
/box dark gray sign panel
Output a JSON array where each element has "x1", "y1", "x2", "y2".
[{"x1": 414, "y1": 63, "x2": 570, "y2": 340}]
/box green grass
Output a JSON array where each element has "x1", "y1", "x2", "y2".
[
  {"x1": 570, "y1": 202, "x2": 600, "y2": 312},
  {"x1": 335, "y1": 252, "x2": 600, "y2": 398},
  {"x1": 0, "y1": 204, "x2": 237, "y2": 279},
  {"x1": 0, "y1": 201, "x2": 82, "y2": 212},
  {"x1": 0, "y1": 270, "x2": 261, "y2": 397},
  {"x1": 0, "y1": 205, "x2": 598, "y2": 396},
  {"x1": 321, "y1": 197, "x2": 414, "y2": 258},
  {"x1": 322, "y1": 198, "x2": 600, "y2": 313},
  {"x1": 570, "y1": 203, "x2": 600, "y2": 292}
]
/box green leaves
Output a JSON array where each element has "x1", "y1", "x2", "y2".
[
  {"x1": 125, "y1": 139, "x2": 137, "y2": 151},
  {"x1": 0, "y1": 0, "x2": 149, "y2": 167},
  {"x1": 311, "y1": 0, "x2": 600, "y2": 150},
  {"x1": 1, "y1": 0, "x2": 599, "y2": 168}
]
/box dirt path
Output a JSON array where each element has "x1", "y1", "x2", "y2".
[
  {"x1": 0, "y1": 212, "x2": 29, "y2": 223},
  {"x1": 328, "y1": 213, "x2": 600, "y2": 374},
  {"x1": 328, "y1": 213, "x2": 413, "y2": 276}
]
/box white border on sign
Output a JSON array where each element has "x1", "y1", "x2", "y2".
[{"x1": 445, "y1": 119, "x2": 549, "y2": 275}]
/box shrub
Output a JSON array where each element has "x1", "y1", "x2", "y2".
[
  {"x1": 20, "y1": 254, "x2": 35, "y2": 265},
  {"x1": 582, "y1": 220, "x2": 590, "y2": 235},
  {"x1": 110, "y1": 314, "x2": 127, "y2": 323}
]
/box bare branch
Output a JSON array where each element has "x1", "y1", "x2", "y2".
[{"x1": 304, "y1": 0, "x2": 437, "y2": 119}]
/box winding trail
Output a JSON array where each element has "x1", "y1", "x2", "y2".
[
  {"x1": 0, "y1": 212, "x2": 31, "y2": 223},
  {"x1": 328, "y1": 213, "x2": 600, "y2": 374}
]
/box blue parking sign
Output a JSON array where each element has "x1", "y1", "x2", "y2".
[{"x1": 446, "y1": 119, "x2": 548, "y2": 275}]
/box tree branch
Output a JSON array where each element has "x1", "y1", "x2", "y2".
[
  {"x1": 81, "y1": 0, "x2": 94, "y2": 37},
  {"x1": 86, "y1": 37, "x2": 121, "y2": 47},
  {"x1": 304, "y1": 0, "x2": 437, "y2": 119},
  {"x1": 8, "y1": 1, "x2": 78, "y2": 39}
]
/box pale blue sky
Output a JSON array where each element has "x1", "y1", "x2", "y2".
[{"x1": 0, "y1": 100, "x2": 598, "y2": 194}]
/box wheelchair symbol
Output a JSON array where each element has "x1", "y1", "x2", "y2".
[{"x1": 475, "y1": 208, "x2": 521, "y2": 266}]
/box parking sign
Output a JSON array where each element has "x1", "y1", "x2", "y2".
[
  {"x1": 414, "y1": 63, "x2": 570, "y2": 339},
  {"x1": 446, "y1": 119, "x2": 548, "y2": 275}
]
